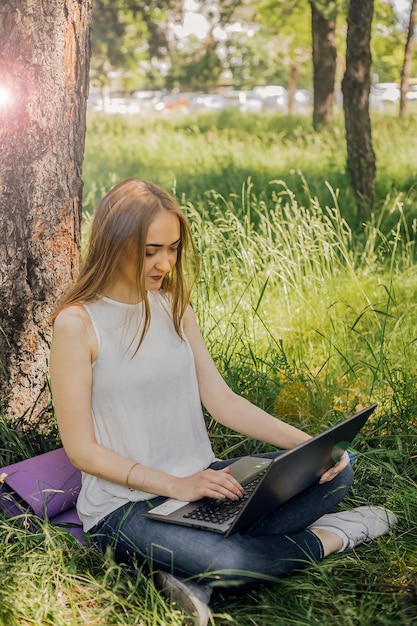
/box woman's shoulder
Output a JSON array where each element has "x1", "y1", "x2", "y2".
[
  {"x1": 51, "y1": 303, "x2": 99, "y2": 364},
  {"x1": 53, "y1": 303, "x2": 98, "y2": 357},
  {"x1": 53, "y1": 303, "x2": 92, "y2": 334}
]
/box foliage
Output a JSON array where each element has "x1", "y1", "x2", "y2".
[
  {"x1": 90, "y1": 0, "x2": 184, "y2": 90},
  {"x1": 256, "y1": 0, "x2": 414, "y2": 88},
  {"x1": 254, "y1": 1, "x2": 312, "y2": 89},
  {"x1": 88, "y1": 0, "x2": 416, "y2": 93},
  {"x1": 167, "y1": 36, "x2": 225, "y2": 89},
  {"x1": 82, "y1": 109, "x2": 417, "y2": 229},
  {"x1": 372, "y1": 0, "x2": 409, "y2": 82}
]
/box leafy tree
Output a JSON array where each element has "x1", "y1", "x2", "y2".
[
  {"x1": 372, "y1": 0, "x2": 408, "y2": 82},
  {"x1": 223, "y1": 28, "x2": 301, "y2": 88},
  {"x1": 91, "y1": 1, "x2": 148, "y2": 91},
  {"x1": 167, "y1": 35, "x2": 224, "y2": 90},
  {"x1": 256, "y1": 0, "x2": 313, "y2": 105},
  {"x1": 256, "y1": 0, "x2": 340, "y2": 127},
  {"x1": 166, "y1": 1, "x2": 261, "y2": 90},
  {"x1": 90, "y1": 0, "x2": 183, "y2": 91}
]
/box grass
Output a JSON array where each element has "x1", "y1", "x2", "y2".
[
  {"x1": 1, "y1": 109, "x2": 417, "y2": 624},
  {"x1": 82, "y1": 108, "x2": 417, "y2": 230}
]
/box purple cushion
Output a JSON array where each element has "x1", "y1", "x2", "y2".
[
  {"x1": 0, "y1": 447, "x2": 81, "y2": 519},
  {"x1": 52, "y1": 507, "x2": 86, "y2": 544}
]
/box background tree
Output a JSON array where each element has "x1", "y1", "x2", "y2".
[
  {"x1": 256, "y1": 0, "x2": 312, "y2": 103},
  {"x1": 90, "y1": 0, "x2": 183, "y2": 91},
  {"x1": 311, "y1": 1, "x2": 338, "y2": 129},
  {"x1": 0, "y1": 0, "x2": 92, "y2": 419},
  {"x1": 372, "y1": 0, "x2": 406, "y2": 82},
  {"x1": 400, "y1": 0, "x2": 416, "y2": 116},
  {"x1": 166, "y1": 1, "x2": 259, "y2": 90},
  {"x1": 342, "y1": 0, "x2": 375, "y2": 216},
  {"x1": 256, "y1": 0, "x2": 340, "y2": 127}
]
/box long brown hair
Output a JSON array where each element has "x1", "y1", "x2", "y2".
[{"x1": 53, "y1": 178, "x2": 200, "y2": 349}]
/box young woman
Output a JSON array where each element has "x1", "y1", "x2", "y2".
[{"x1": 50, "y1": 178, "x2": 396, "y2": 625}]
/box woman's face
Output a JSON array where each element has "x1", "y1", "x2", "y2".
[{"x1": 144, "y1": 210, "x2": 181, "y2": 291}]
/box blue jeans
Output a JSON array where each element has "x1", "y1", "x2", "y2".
[{"x1": 89, "y1": 453, "x2": 354, "y2": 589}]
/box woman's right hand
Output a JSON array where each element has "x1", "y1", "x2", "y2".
[{"x1": 173, "y1": 467, "x2": 244, "y2": 502}]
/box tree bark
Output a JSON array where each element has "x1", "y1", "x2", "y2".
[
  {"x1": 0, "y1": 0, "x2": 92, "y2": 419},
  {"x1": 287, "y1": 63, "x2": 298, "y2": 115},
  {"x1": 311, "y1": 1, "x2": 337, "y2": 130},
  {"x1": 342, "y1": 0, "x2": 375, "y2": 217},
  {"x1": 400, "y1": 0, "x2": 416, "y2": 117}
]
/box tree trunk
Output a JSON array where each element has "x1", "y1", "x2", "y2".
[
  {"x1": 342, "y1": 0, "x2": 375, "y2": 217},
  {"x1": 287, "y1": 63, "x2": 298, "y2": 115},
  {"x1": 311, "y1": 1, "x2": 337, "y2": 130},
  {"x1": 0, "y1": 0, "x2": 92, "y2": 419},
  {"x1": 400, "y1": 0, "x2": 416, "y2": 117}
]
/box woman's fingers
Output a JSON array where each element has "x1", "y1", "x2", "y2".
[
  {"x1": 203, "y1": 468, "x2": 244, "y2": 500},
  {"x1": 319, "y1": 451, "x2": 350, "y2": 484}
]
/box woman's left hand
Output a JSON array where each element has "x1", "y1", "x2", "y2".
[{"x1": 319, "y1": 450, "x2": 350, "y2": 484}]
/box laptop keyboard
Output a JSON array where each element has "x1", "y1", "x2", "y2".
[{"x1": 182, "y1": 468, "x2": 268, "y2": 526}]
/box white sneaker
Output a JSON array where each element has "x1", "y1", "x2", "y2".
[
  {"x1": 310, "y1": 506, "x2": 398, "y2": 551},
  {"x1": 154, "y1": 570, "x2": 212, "y2": 626}
]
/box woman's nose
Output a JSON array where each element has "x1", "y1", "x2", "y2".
[{"x1": 155, "y1": 252, "x2": 173, "y2": 271}]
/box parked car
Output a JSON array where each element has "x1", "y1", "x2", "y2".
[
  {"x1": 294, "y1": 89, "x2": 311, "y2": 105},
  {"x1": 188, "y1": 94, "x2": 227, "y2": 111},
  {"x1": 105, "y1": 95, "x2": 141, "y2": 115},
  {"x1": 87, "y1": 93, "x2": 104, "y2": 112},
  {"x1": 221, "y1": 90, "x2": 263, "y2": 113},
  {"x1": 370, "y1": 81, "x2": 417, "y2": 109},
  {"x1": 87, "y1": 91, "x2": 142, "y2": 115},
  {"x1": 153, "y1": 93, "x2": 192, "y2": 113},
  {"x1": 254, "y1": 85, "x2": 289, "y2": 112},
  {"x1": 237, "y1": 90, "x2": 263, "y2": 113},
  {"x1": 291, "y1": 89, "x2": 312, "y2": 113},
  {"x1": 406, "y1": 84, "x2": 417, "y2": 101},
  {"x1": 372, "y1": 82, "x2": 400, "y2": 104},
  {"x1": 130, "y1": 90, "x2": 162, "y2": 111}
]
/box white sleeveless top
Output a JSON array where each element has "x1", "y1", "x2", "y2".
[{"x1": 77, "y1": 291, "x2": 215, "y2": 531}]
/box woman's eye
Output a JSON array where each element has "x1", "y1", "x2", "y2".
[{"x1": 145, "y1": 245, "x2": 179, "y2": 257}]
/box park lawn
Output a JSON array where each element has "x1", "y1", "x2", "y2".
[{"x1": 0, "y1": 110, "x2": 416, "y2": 625}]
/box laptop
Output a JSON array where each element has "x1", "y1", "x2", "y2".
[{"x1": 143, "y1": 403, "x2": 377, "y2": 537}]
